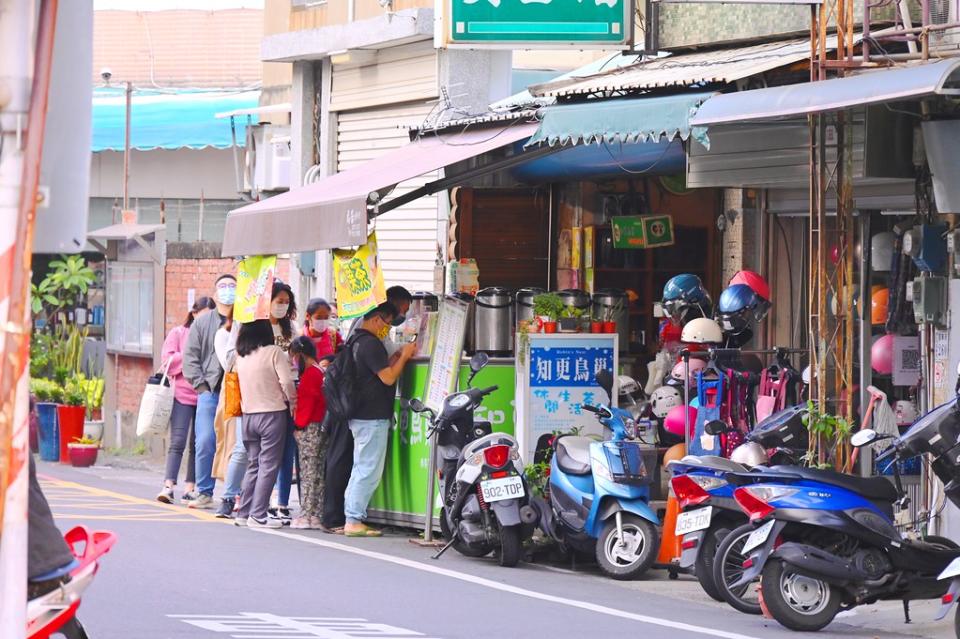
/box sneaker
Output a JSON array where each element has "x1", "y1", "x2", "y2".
[
  {"x1": 247, "y1": 516, "x2": 282, "y2": 529},
  {"x1": 187, "y1": 494, "x2": 215, "y2": 510},
  {"x1": 156, "y1": 487, "x2": 174, "y2": 504},
  {"x1": 234, "y1": 517, "x2": 248, "y2": 527},
  {"x1": 180, "y1": 491, "x2": 199, "y2": 505},
  {"x1": 269, "y1": 506, "x2": 292, "y2": 526},
  {"x1": 215, "y1": 498, "x2": 235, "y2": 519}
]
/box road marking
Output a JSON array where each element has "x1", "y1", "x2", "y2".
[
  {"x1": 253, "y1": 529, "x2": 763, "y2": 639},
  {"x1": 168, "y1": 612, "x2": 440, "y2": 638},
  {"x1": 38, "y1": 476, "x2": 231, "y2": 524}
]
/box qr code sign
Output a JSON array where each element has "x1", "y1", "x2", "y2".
[{"x1": 901, "y1": 348, "x2": 921, "y2": 371}]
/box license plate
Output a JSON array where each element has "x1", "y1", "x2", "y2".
[
  {"x1": 742, "y1": 520, "x2": 775, "y2": 554},
  {"x1": 480, "y1": 475, "x2": 525, "y2": 503},
  {"x1": 675, "y1": 507, "x2": 713, "y2": 536}
]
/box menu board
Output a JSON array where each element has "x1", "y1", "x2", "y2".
[{"x1": 424, "y1": 297, "x2": 469, "y2": 411}]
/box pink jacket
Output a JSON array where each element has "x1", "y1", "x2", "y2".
[{"x1": 162, "y1": 325, "x2": 198, "y2": 406}]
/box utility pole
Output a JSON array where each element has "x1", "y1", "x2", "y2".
[{"x1": 123, "y1": 80, "x2": 132, "y2": 211}]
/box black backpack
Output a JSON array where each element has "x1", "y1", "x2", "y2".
[{"x1": 322, "y1": 331, "x2": 373, "y2": 423}]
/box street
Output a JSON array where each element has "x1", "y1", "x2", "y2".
[{"x1": 38, "y1": 461, "x2": 953, "y2": 639}]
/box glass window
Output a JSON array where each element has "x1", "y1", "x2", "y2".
[{"x1": 106, "y1": 262, "x2": 154, "y2": 356}]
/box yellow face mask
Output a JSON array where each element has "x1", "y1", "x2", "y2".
[{"x1": 375, "y1": 322, "x2": 391, "y2": 341}]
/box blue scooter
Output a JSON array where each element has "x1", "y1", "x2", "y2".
[{"x1": 537, "y1": 370, "x2": 661, "y2": 580}]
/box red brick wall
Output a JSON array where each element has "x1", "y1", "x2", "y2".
[
  {"x1": 116, "y1": 355, "x2": 154, "y2": 414},
  {"x1": 164, "y1": 257, "x2": 290, "y2": 332}
]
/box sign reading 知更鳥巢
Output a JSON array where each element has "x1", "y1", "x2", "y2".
[{"x1": 444, "y1": 0, "x2": 633, "y2": 48}]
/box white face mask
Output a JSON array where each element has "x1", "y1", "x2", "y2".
[
  {"x1": 271, "y1": 303, "x2": 289, "y2": 319},
  {"x1": 312, "y1": 319, "x2": 328, "y2": 331}
]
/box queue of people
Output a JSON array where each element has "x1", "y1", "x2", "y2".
[{"x1": 158, "y1": 275, "x2": 415, "y2": 536}]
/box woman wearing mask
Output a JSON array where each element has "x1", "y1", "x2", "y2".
[
  {"x1": 234, "y1": 319, "x2": 296, "y2": 528},
  {"x1": 304, "y1": 297, "x2": 342, "y2": 363},
  {"x1": 269, "y1": 281, "x2": 298, "y2": 524},
  {"x1": 157, "y1": 297, "x2": 216, "y2": 503}
]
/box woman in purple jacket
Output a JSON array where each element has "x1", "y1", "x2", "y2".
[{"x1": 157, "y1": 297, "x2": 216, "y2": 503}]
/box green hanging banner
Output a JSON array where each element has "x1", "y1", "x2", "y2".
[{"x1": 611, "y1": 214, "x2": 675, "y2": 249}]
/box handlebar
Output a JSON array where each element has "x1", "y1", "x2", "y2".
[
  {"x1": 583, "y1": 404, "x2": 602, "y2": 414},
  {"x1": 479, "y1": 385, "x2": 499, "y2": 395},
  {"x1": 876, "y1": 445, "x2": 898, "y2": 463}
]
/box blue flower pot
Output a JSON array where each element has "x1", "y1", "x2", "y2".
[{"x1": 36, "y1": 402, "x2": 59, "y2": 462}]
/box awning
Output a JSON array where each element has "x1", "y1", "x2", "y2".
[
  {"x1": 87, "y1": 223, "x2": 165, "y2": 263},
  {"x1": 691, "y1": 59, "x2": 960, "y2": 126},
  {"x1": 525, "y1": 92, "x2": 714, "y2": 148},
  {"x1": 221, "y1": 121, "x2": 540, "y2": 257}
]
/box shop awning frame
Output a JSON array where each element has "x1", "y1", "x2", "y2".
[
  {"x1": 691, "y1": 58, "x2": 960, "y2": 126},
  {"x1": 87, "y1": 223, "x2": 165, "y2": 263},
  {"x1": 221, "y1": 120, "x2": 555, "y2": 257}
]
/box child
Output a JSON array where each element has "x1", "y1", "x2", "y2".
[
  {"x1": 303, "y1": 298, "x2": 343, "y2": 363},
  {"x1": 288, "y1": 336, "x2": 328, "y2": 530}
]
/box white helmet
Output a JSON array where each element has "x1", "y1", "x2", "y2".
[
  {"x1": 801, "y1": 366, "x2": 812, "y2": 385},
  {"x1": 681, "y1": 318, "x2": 724, "y2": 344},
  {"x1": 730, "y1": 442, "x2": 768, "y2": 468},
  {"x1": 871, "y1": 232, "x2": 896, "y2": 272},
  {"x1": 651, "y1": 385, "x2": 682, "y2": 418},
  {"x1": 894, "y1": 400, "x2": 918, "y2": 426}
]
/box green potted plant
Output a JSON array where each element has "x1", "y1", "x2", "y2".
[
  {"x1": 81, "y1": 376, "x2": 105, "y2": 441},
  {"x1": 67, "y1": 435, "x2": 100, "y2": 468},
  {"x1": 31, "y1": 378, "x2": 61, "y2": 461},
  {"x1": 602, "y1": 298, "x2": 623, "y2": 334},
  {"x1": 57, "y1": 379, "x2": 87, "y2": 464},
  {"x1": 590, "y1": 314, "x2": 604, "y2": 334},
  {"x1": 558, "y1": 306, "x2": 583, "y2": 333},
  {"x1": 532, "y1": 293, "x2": 563, "y2": 334}
]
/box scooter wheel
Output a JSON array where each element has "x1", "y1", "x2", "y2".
[
  {"x1": 712, "y1": 523, "x2": 762, "y2": 615},
  {"x1": 694, "y1": 526, "x2": 725, "y2": 602},
  {"x1": 60, "y1": 617, "x2": 89, "y2": 639},
  {"x1": 760, "y1": 559, "x2": 840, "y2": 632},
  {"x1": 595, "y1": 514, "x2": 659, "y2": 580},
  {"x1": 499, "y1": 525, "x2": 523, "y2": 568},
  {"x1": 440, "y1": 508, "x2": 492, "y2": 559},
  {"x1": 954, "y1": 604, "x2": 960, "y2": 638}
]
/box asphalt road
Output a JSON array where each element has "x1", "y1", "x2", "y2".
[{"x1": 35, "y1": 460, "x2": 954, "y2": 639}]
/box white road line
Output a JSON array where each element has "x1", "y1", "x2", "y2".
[{"x1": 252, "y1": 529, "x2": 763, "y2": 639}]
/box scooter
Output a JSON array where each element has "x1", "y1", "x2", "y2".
[
  {"x1": 724, "y1": 399, "x2": 960, "y2": 632},
  {"x1": 409, "y1": 353, "x2": 536, "y2": 567},
  {"x1": 538, "y1": 370, "x2": 661, "y2": 580},
  {"x1": 28, "y1": 526, "x2": 117, "y2": 639}
]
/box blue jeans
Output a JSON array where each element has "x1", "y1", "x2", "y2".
[
  {"x1": 223, "y1": 417, "x2": 247, "y2": 500},
  {"x1": 275, "y1": 419, "x2": 297, "y2": 507},
  {"x1": 344, "y1": 419, "x2": 390, "y2": 524},
  {"x1": 194, "y1": 391, "x2": 219, "y2": 497}
]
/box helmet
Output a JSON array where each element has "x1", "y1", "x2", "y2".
[
  {"x1": 871, "y1": 334, "x2": 895, "y2": 375},
  {"x1": 651, "y1": 385, "x2": 682, "y2": 418},
  {"x1": 729, "y1": 270, "x2": 770, "y2": 302},
  {"x1": 662, "y1": 274, "x2": 712, "y2": 324},
  {"x1": 894, "y1": 400, "x2": 918, "y2": 426},
  {"x1": 871, "y1": 232, "x2": 896, "y2": 272},
  {"x1": 730, "y1": 442, "x2": 768, "y2": 468},
  {"x1": 659, "y1": 319, "x2": 683, "y2": 346},
  {"x1": 662, "y1": 443, "x2": 687, "y2": 468},
  {"x1": 681, "y1": 318, "x2": 724, "y2": 344},
  {"x1": 670, "y1": 358, "x2": 707, "y2": 386},
  {"x1": 664, "y1": 405, "x2": 697, "y2": 437},
  {"x1": 717, "y1": 284, "x2": 760, "y2": 334},
  {"x1": 801, "y1": 365, "x2": 812, "y2": 385},
  {"x1": 871, "y1": 288, "x2": 889, "y2": 325}
]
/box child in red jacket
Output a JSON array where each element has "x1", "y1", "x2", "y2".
[{"x1": 289, "y1": 337, "x2": 327, "y2": 530}]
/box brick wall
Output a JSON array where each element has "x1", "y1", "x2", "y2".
[{"x1": 116, "y1": 356, "x2": 154, "y2": 414}]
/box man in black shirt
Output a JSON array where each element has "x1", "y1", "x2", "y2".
[{"x1": 343, "y1": 302, "x2": 416, "y2": 537}]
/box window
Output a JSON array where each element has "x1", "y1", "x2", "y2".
[{"x1": 106, "y1": 262, "x2": 154, "y2": 356}]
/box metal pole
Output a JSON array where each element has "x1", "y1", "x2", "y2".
[
  {"x1": 123, "y1": 80, "x2": 131, "y2": 210},
  {"x1": 683, "y1": 350, "x2": 691, "y2": 450},
  {"x1": 858, "y1": 213, "x2": 872, "y2": 476},
  {"x1": 423, "y1": 425, "x2": 439, "y2": 542}
]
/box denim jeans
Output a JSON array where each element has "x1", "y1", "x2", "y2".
[
  {"x1": 344, "y1": 419, "x2": 390, "y2": 524},
  {"x1": 194, "y1": 391, "x2": 219, "y2": 497},
  {"x1": 223, "y1": 417, "x2": 247, "y2": 500},
  {"x1": 164, "y1": 400, "x2": 197, "y2": 484},
  {"x1": 275, "y1": 418, "x2": 297, "y2": 507}
]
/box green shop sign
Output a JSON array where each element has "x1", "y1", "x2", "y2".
[
  {"x1": 444, "y1": 0, "x2": 633, "y2": 47},
  {"x1": 611, "y1": 214, "x2": 675, "y2": 249}
]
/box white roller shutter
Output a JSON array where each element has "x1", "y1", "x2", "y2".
[{"x1": 337, "y1": 102, "x2": 440, "y2": 292}]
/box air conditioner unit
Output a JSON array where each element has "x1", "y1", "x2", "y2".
[
  {"x1": 929, "y1": 0, "x2": 960, "y2": 52},
  {"x1": 253, "y1": 125, "x2": 291, "y2": 192}
]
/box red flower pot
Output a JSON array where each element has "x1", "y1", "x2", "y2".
[
  {"x1": 67, "y1": 444, "x2": 99, "y2": 468},
  {"x1": 603, "y1": 321, "x2": 617, "y2": 334},
  {"x1": 57, "y1": 405, "x2": 86, "y2": 464},
  {"x1": 591, "y1": 321, "x2": 604, "y2": 334},
  {"x1": 542, "y1": 321, "x2": 558, "y2": 334}
]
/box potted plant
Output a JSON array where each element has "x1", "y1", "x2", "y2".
[
  {"x1": 81, "y1": 376, "x2": 105, "y2": 441},
  {"x1": 67, "y1": 436, "x2": 100, "y2": 468},
  {"x1": 30, "y1": 378, "x2": 61, "y2": 462},
  {"x1": 558, "y1": 306, "x2": 583, "y2": 333},
  {"x1": 57, "y1": 379, "x2": 87, "y2": 464},
  {"x1": 532, "y1": 293, "x2": 563, "y2": 334},
  {"x1": 602, "y1": 298, "x2": 623, "y2": 334},
  {"x1": 590, "y1": 315, "x2": 604, "y2": 334}
]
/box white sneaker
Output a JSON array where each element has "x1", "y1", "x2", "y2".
[
  {"x1": 234, "y1": 517, "x2": 248, "y2": 527},
  {"x1": 156, "y1": 487, "x2": 174, "y2": 504},
  {"x1": 247, "y1": 516, "x2": 282, "y2": 529},
  {"x1": 187, "y1": 494, "x2": 215, "y2": 510}
]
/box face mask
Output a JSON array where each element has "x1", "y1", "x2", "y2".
[
  {"x1": 391, "y1": 314, "x2": 406, "y2": 327},
  {"x1": 312, "y1": 319, "x2": 328, "y2": 332},
  {"x1": 216, "y1": 284, "x2": 236, "y2": 306},
  {"x1": 375, "y1": 322, "x2": 391, "y2": 341},
  {"x1": 271, "y1": 303, "x2": 289, "y2": 319}
]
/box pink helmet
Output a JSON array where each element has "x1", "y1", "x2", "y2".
[
  {"x1": 670, "y1": 358, "x2": 707, "y2": 386},
  {"x1": 665, "y1": 405, "x2": 697, "y2": 437},
  {"x1": 729, "y1": 270, "x2": 770, "y2": 302},
  {"x1": 871, "y1": 334, "x2": 895, "y2": 375}
]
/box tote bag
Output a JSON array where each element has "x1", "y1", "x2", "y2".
[
  {"x1": 136, "y1": 359, "x2": 174, "y2": 437},
  {"x1": 223, "y1": 366, "x2": 242, "y2": 419}
]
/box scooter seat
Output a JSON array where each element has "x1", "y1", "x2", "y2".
[
  {"x1": 770, "y1": 465, "x2": 899, "y2": 502},
  {"x1": 556, "y1": 436, "x2": 593, "y2": 476}
]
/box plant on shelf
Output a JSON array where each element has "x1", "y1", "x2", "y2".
[
  {"x1": 35, "y1": 255, "x2": 96, "y2": 320},
  {"x1": 802, "y1": 400, "x2": 853, "y2": 470},
  {"x1": 559, "y1": 306, "x2": 584, "y2": 332},
  {"x1": 532, "y1": 293, "x2": 564, "y2": 321}
]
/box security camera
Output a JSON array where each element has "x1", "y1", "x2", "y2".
[{"x1": 100, "y1": 67, "x2": 112, "y2": 84}]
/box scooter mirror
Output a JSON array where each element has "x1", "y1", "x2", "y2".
[
  {"x1": 851, "y1": 428, "x2": 878, "y2": 448},
  {"x1": 469, "y1": 351, "x2": 489, "y2": 374},
  {"x1": 595, "y1": 370, "x2": 614, "y2": 401},
  {"x1": 704, "y1": 420, "x2": 728, "y2": 436},
  {"x1": 408, "y1": 398, "x2": 426, "y2": 413}
]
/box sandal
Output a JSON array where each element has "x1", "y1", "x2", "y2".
[
  {"x1": 344, "y1": 524, "x2": 382, "y2": 537},
  {"x1": 321, "y1": 525, "x2": 345, "y2": 535}
]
